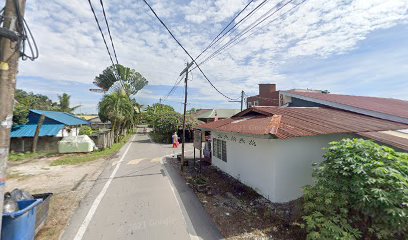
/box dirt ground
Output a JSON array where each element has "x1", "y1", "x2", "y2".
[
  {"x1": 6, "y1": 155, "x2": 107, "y2": 240},
  {"x1": 169, "y1": 156, "x2": 306, "y2": 240}
]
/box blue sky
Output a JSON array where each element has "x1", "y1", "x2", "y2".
[{"x1": 17, "y1": 0, "x2": 408, "y2": 113}]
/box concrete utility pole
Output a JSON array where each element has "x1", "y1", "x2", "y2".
[
  {"x1": 0, "y1": 0, "x2": 26, "y2": 231},
  {"x1": 229, "y1": 90, "x2": 245, "y2": 111},
  {"x1": 179, "y1": 62, "x2": 193, "y2": 171}
]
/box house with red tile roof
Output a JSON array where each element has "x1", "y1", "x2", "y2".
[
  {"x1": 280, "y1": 90, "x2": 408, "y2": 151},
  {"x1": 197, "y1": 106, "x2": 408, "y2": 203}
]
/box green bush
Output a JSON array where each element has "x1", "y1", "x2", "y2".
[
  {"x1": 303, "y1": 138, "x2": 408, "y2": 240},
  {"x1": 79, "y1": 126, "x2": 94, "y2": 136}
]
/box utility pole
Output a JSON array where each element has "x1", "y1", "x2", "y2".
[
  {"x1": 229, "y1": 90, "x2": 245, "y2": 111},
  {"x1": 179, "y1": 61, "x2": 193, "y2": 171},
  {"x1": 240, "y1": 90, "x2": 244, "y2": 111},
  {"x1": 0, "y1": 0, "x2": 26, "y2": 231}
]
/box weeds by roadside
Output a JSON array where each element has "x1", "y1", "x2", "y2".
[
  {"x1": 51, "y1": 134, "x2": 132, "y2": 166},
  {"x1": 9, "y1": 152, "x2": 58, "y2": 162}
]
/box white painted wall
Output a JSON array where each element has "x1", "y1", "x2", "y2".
[{"x1": 211, "y1": 131, "x2": 352, "y2": 203}]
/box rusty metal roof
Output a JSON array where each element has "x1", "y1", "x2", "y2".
[
  {"x1": 197, "y1": 107, "x2": 408, "y2": 139},
  {"x1": 284, "y1": 91, "x2": 408, "y2": 120},
  {"x1": 358, "y1": 131, "x2": 408, "y2": 152}
]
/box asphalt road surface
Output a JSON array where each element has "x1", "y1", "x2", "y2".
[{"x1": 62, "y1": 134, "x2": 222, "y2": 240}]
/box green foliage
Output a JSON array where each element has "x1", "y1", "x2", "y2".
[
  {"x1": 79, "y1": 126, "x2": 94, "y2": 136},
  {"x1": 9, "y1": 151, "x2": 57, "y2": 162},
  {"x1": 13, "y1": 89, "x2": 58, "y2": 125},
  {"x1": 94, "y1": 64, "x2": 148, "y2": 95},
  {"x1": 57, "y1": 93, "x2": 80, "y2": 113},
  {"x1": 13, "y1": 103, "x2": 30, "y2": 125},
  {"x1": 98, "y1": 91, "x2": 135, "y2": 142},
  {"x1": 303, "y1": 138, "x2": 408, "y2": 240}
]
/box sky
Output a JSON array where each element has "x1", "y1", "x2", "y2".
[{"x1": 16, "y1": 0, "x2": 408, "y2": 113}]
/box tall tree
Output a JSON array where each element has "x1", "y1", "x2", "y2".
[
  {"x1": 98, "y1": 90, "x2": 135, "y2": 142},
  {"x1": 94, "y1": 64, "x2": 148, "y2": 95},
  {"x1": 13, "y1": 89, "x2": 58, "y2": 125},
  {"x1": 57, "y1": 93, "x2": 80, "y2": 113}
]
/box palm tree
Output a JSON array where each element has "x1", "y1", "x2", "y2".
[
  {"x1": 93, "y1": 64, "x2": 148, "y2": 95},
  {"x1": 58, "y1": 93, "x2": 80, "y2": 113},
  {"x1": 98, "y1": 90, "x2": 135, "y2": 142}
]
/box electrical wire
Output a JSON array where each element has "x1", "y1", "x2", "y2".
[
  {"x1": 195, "y1": 0, "x2": 270, "y2": 64},
  {"x1": 141, "y1": 0, "x2": 239, "y2": 101},
  {"x1": 88, "y1": 0, "x2": 125, "y2": 92},
  {"x1": 194, "y1": 0, "x2": 255, "y2": 61},
  {"x1": 195, "y1": 0, "x2": 305, "y2": 68},
  {"x1": 13, "y1": 0, "x2": 39, "y2": 61},
  {"x1": 0, "y1": 7, "x2": 5, "y2": 25},
  {"x1": 87, "y1": 0, "x2": 116, "y2": 69},
  {"x1": 99, "y1": 0, "x2": 119, "y2": 65}
]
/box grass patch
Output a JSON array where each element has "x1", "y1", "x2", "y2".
[
  {"x1": 51, "y1": 134, "x2": 132, "y2": 166},
  {"x1": 9, "y1": 152, "x2": 57, "y2": 162}
]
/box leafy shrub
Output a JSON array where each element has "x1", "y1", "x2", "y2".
[
  {"x1": 303, "y1": 138, "x2": 408, "y2": 240},
  {"x1": 79, "y1": 126, "x2": 94, "y2": 136}
]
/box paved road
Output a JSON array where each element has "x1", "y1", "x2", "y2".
[{"x1": 62, "y1": 134, "x2": 222, "y2": 240}]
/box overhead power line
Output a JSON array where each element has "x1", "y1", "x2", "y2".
[
  {"x1": 88, "y1": 0, "x2": 125, "y2": 92},
  {"x1": 195, "y1": 0, "x2": 306, "y2": 68},
  {"x1": 87, "y1": 0, "x2": 116, "y2": 69},
  {"x1": 141, "y1": 0, "x2": 239, "y2": 101},
  {"x1": 195, "y1": 0, "x2": 270, "y2": 63},
  {"x1": 99, "y1": 0, "x2": 119, "y2": 65},
  {"x1": 194, "y1": 0, "x2": 256, "y2": 61}
]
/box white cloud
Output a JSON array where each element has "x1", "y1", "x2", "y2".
[{"x1": 17, "y1": 0, "x2": 408, "y2": 108}]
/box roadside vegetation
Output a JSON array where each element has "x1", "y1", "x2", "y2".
[
  {"x1": 303, "y1": 139, "x2": 408, "y2": 240},
  {"x1": 138, "y1": 103, "x2": 201, "y2": 143},
  {"x1": 51, "y1": 134, "x2": 132, "y2": 166},
  {"x1": 12, "y1": 89, "x2": 80, "y2": 125},
  {"x1": 96, "y1": 64, "x2": 148, "y2": 143},
  {"x1": 8, "y1": 151, "x2": 57, "y2": 162}
]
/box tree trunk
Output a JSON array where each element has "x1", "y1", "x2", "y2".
[{"x1": 32, "y1": 115, "x2": 45, "y2": 153}]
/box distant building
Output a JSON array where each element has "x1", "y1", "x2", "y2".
[
  {"x1": 195, "y1": 109, "x2": 240, "y2": 123},
  {"x1": 10, "y1": 110, "x2": 89, "y2": 153},
  {"x1": 246, "y1": 84, "x2": 280, "y2": 107},
  {"x1": 77, "y1": 115, "x2": 111, "y2": 129}
]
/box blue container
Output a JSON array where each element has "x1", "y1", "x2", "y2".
[{"x1": 2, "y1": 199, "x2": 43, "y2": 240}]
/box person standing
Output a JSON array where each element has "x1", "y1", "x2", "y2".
[{"x1": 172, "y1": 132, "x2": 179, "y2": 148}]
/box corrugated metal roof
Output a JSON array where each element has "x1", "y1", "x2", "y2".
[
  {"x1": 358, "y1": 131, "x2": 408, "y2": 152},
  {"x1": 196, "y1": 109, "x2": 240, "y2": 119},
  {"x1": 198, "y1": 107, "x2": 408, "y2": 139},
  {"x1": 284, "y1": 91, "x2": 408, "y2": 120},
  {"x1": 11, "y1": 124, "x2": 65, "y2": 138},
  {"x1": 31, "y1": 110, "x2": 89, "y2": 126}
]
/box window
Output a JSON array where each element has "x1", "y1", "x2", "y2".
[
  {"x1": 213, "y1": 138, "x2": 227, "y2": 162},
  {"x1": 213, "y1": 138, "x2": 218, "y2": 158}
]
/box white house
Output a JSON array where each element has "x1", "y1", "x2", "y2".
[{"x1": 198, "y1": 106, "x2": 408, "y2": 203}]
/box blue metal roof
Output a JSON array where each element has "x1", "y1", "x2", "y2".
[
  {"x1": 11, "y1": 124, "x2": 65, "y2": 138},
  {"x1": 29, "y1": 110, "x2": 89, "y2": 126}
]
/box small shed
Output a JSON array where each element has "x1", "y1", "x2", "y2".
[{"x1": 10, "y1": 110, "x2": 89, "y2": 153}]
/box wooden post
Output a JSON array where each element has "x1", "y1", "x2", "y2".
[
  {"x1": 0, "y1": 0, "x2": 26, "y2": 231},
  {"x1": 32, "y1": 114, "x2": 45, "y2": 153}
]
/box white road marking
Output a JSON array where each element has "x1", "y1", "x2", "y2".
[
  {"x1": 160, "y1": 154, "x2": 200, "y2": 240},
  {"x1": 73, "y1": 136, "x2": 135, "y2": 240}
]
